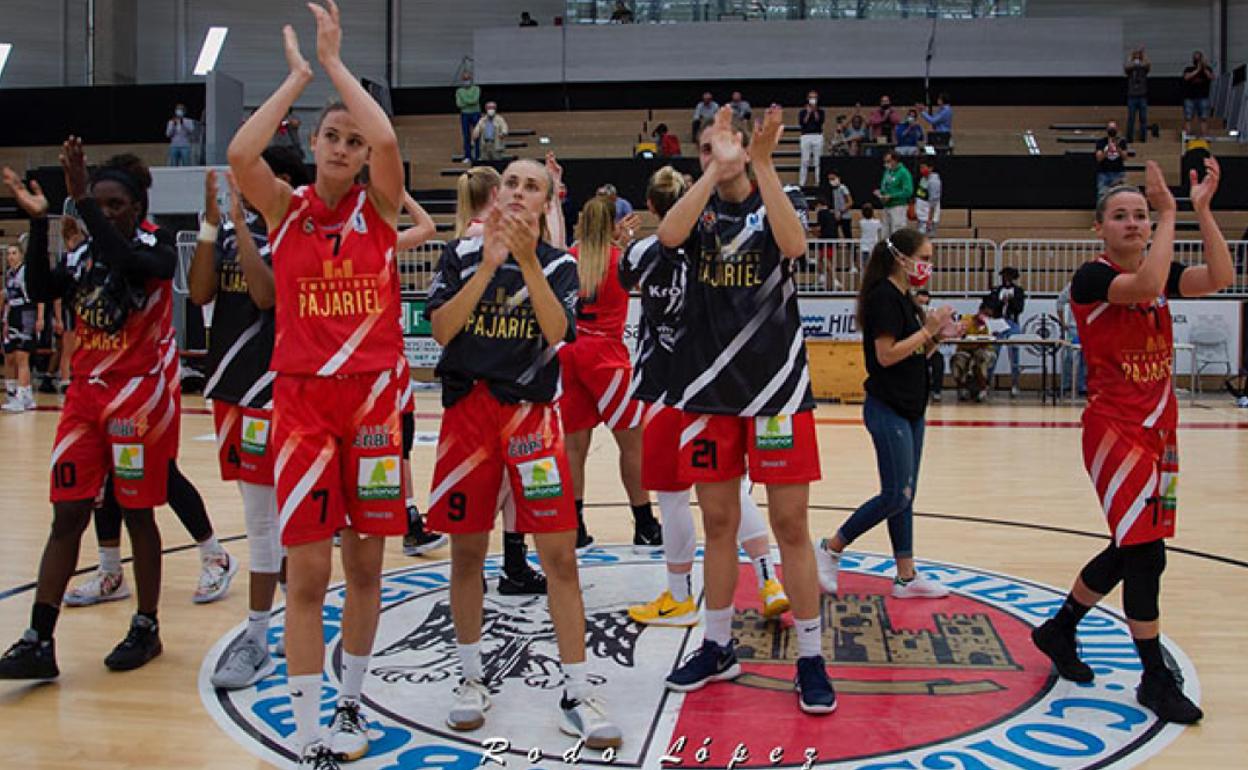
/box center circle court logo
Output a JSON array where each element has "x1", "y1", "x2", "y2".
[{"x1": 200, "y1": 546, "x2": 1197, "y2": 769}]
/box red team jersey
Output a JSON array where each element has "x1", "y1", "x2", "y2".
[
  {"x1": 270, "y1": 185, "x2": 401, "y2": 376},
  {"x1": 569, "y1": 244, "x2": 629, "y2": 338}
]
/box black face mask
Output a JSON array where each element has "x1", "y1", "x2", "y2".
[{"x1": 1107, "y1": 129, "x2": 1118, "y2": 137}]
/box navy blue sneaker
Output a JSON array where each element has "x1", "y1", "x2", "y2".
[
  {"x1": 795, "y1": 656, "x2": 837, "y2": 714},
  {"x1": 665, "y1": 639, "x2": 741, "y2": 692}
]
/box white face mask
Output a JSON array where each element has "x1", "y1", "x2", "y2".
[
  {"x1": 175, "y1": 109, "x2": 185, "y2": 117},
  {"x1": 487, "y1": 109, "x2": 496, "y2": 117},
  {"x1": 808, "y1": 98, "x2": 817, "y2": 106}
]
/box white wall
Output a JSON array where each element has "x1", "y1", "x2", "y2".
[
  {"x1": 1026, "y1": 0, "x2": 1218, "y2": 74},
  {"x1": 1, "y1": 0, "x2": 89, "y2": 87},
  {"x1": 1231, "y1": 0, "x2": 1248, "y2": 66}
]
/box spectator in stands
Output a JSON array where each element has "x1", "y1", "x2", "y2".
[
  {"x1": 1182, "y1": 51, "x2": 1214, "y2": 137},
  {"x1": 729, "y1": 91, "x2": 752, "y2": 124},
  {"x1": 270, "y1": 108, "x2": 305, "y2": 160},
  {"x1": 823, "y1": 171, "x2": 853, "y2": 239},
  {"x1": 894, "y1": 110, "x2": 924, "y2": 156},
  {"x1": 610, "y1": 1, "x2": 634, "y2": 22},
  {"x1": 692, "y1": 92, "x2": 719, "y2": 142},
  {"x1": 919, "y1": 93, "x2": 953, "y2": 136},
  {"x1": 858, "y1": 203, "x2": 883, "y2": 268},
  {"x1": 844, "y1": 113, "x2": 868, "y2": 157},
  {"x1": 914, "y1": 160, "x2": 941, "y2": 235},
  {"x1": 596, "y1": 184, "x2": 634, "y2": 222},
  {"x1": 875, "y1": 151, "x2": 913, "y2": 236},
  {"x1": 828, "y1": 115, "x2": 850, "y2": 156},
  {"x1": 1056, "y1": 279, "x2": 1087, "y2": 397},
  {"x1": 166, "y1": 103, "x2": 196, "y2": 166},
  {"x1": 1125, "y1": 47, "x2": 1151, "y2": 143},
  {"x1": 986, "y1": 266, "x2": 1026, "y2": 397},
  {"x1": 867, "y1": 96, "x2": 898, "y2": 143},
  {"x1": 519, "y1": 11, "x2": 539, "y2": 26},
  {"x1": 914, "y1": 290, "x2": 945, "y2": 402},
  {"x1": 951, "y1": 302, "x2": 998, "y2": 402},
  {"x1": 1094, "y1": 121, "x2": 1128, "y2": 198},
  {"x1": 798, "y1": 90, "x2": 826, "y2": 188},
  {"x1": 653, "y1": 123, "x2": 681, "y2": 157},
  {"x1": 455, "y1": 72, "x2": 482, "y2": 164},
  {"x1": 471, "y1": 101, "x2": 509, "y2": 161}
]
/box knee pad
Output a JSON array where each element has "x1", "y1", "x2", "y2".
[
  {"x1": 736, "y1": 480, "x2": 769, "y2": 545},
  {"x1": 657, "y1": 491, "x2": 696, "y2": 565},
  {"x1": 239, "y1": 481, "x2": 281, "y2": 574},
  {"x1": 1079, "y1": 543, "x2": 1125, "y2": 596},
  {"x1": 1121, "y1": 540, "x2": 1166, "y2": 622}
]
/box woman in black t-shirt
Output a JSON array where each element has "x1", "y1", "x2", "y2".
[{"x1": 814, "y1": 228, "x2": 957, "y2": 599}]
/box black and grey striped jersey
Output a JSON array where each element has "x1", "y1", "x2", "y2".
[
  {"x1": 665, "y1": 189, "x2": 815, "y2": 416},
  {"x1": 5, "y1": 265, "x2": 31, "y2": 307},
  {"x1": 425, "y1": 237, "x2": 579, "y2": 408},
  {"x1": 203, "y1": 210, "x2": 275, "y2": 409},
  {"x1": 618, "y1": 235, "x2": 686, "y2": 404}
]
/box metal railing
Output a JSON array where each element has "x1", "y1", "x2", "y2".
[
  {"x1": 565, "y1": 0, "x2": 1025, "y2": 24},
  {"x1": 1001, "y1": 239, "x2": 1248, "y2": 297}
]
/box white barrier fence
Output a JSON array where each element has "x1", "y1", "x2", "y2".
[{"x1": 178, "y1": 234, "x2": 1248, "y2": 299}]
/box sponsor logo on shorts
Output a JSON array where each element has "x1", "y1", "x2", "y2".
[
  {"x1": 759, "y1": 460, "x2": 788, "y2": 468},
  {"x1": 200, "y1": 547, "x2": 1198, "y2": 770},
  {"x1": 241, "y1": 417, "x2": 270, "y2": 455},
  {"x1": 755, "y1": 414, "x2": 795, "y2": 450},
  {"x1": 507, "y1": 432, "x2": 544, "y2": 459},
  {"x1": 357, "y1": 456, "x2": 400, "y2": 501},
  {"x1": 354, "y1": 424, "x2": 394, "y2": 449},
  {"x1": 112, "y1": 444, "x2": 144, "y2": 480},
  {"x1": 518, "y1": 457, "x2": 562, "y2": 500},
  {"x1": 107, "y1": 417, "x2": 145, "y2": 439}
]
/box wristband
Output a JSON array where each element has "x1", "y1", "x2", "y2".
[{"x1": 198, "y1": 221, "x2": 219, "y2": 243}]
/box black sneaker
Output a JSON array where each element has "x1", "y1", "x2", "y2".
[
  {"x1": 1031, "y1": 619, "x2": 1093, "y2": 683},
  {"x1": 795, "y1": 655, "x2": 837, "y2": 714},
  {"x1": 665, "y1": 639, "x2": 741, "y2": 692},
  {"x1": 576, "y1": 524, "x2": 595, "y2": 552},
  {"x1": 498, "y1": 563, "x2": 548, "y2": 595},
  {"x1": 0, "y1": 630, "x2": 59, "y2": 680},
  {"x1": 104, "y1": 614, "x2": 163, "y2": 671},
  {"x1": 633, "y1": 518, "x2": 663, "y2": 551},
  {"x1": 1137, "y1": 667, "x2": 1204, "y2": 724}
]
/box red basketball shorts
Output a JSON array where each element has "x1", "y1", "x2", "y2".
[
  {"x1": 1082, "y1": 411, "x2": 1178, "y2": 546},
  {"x1": 50, "y1": 373, "x2": 179, "y2": 508},
  {"x1": 641, "y1": 402, "x2": 689, "y2": 492},
  {"x1": 273, "y1": 371, "x2": 406, "y2": 547},
  {"x1": 427, "y1": 382, "x2": 576, "y2": 535},
  {"x1": 559, "y1": 336, "x2": 643, "y2": 434},
  {"x1": 212, "y1": 400, "x2": 275, "y2": 485},
  {"x1": 679, "y1": 410, "x2": 821, "y2": 485}
]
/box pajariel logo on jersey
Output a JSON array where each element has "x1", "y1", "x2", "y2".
[{"x1": 200, "y1": 547, "x2": 1198, "y2": 769}]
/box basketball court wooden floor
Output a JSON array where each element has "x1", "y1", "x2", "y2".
[{"x1": 1, "y1": 390, "x2": 1246, "y2": 769}]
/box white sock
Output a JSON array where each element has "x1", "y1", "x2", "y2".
[
  {"x1": 795, "y1": 615, "x2": 822, "y2": 658},
  {"x1": 340, "y1": 652, "x2": 370, "y2": 702},
  {"x1": 99, "y1": 546, "x2": 122, "y2": 575},
  {"x1": 246, "y1": 610, "x2": 269, "y2": 646},
  {"x1": 704, "y1": 607, "x2": 734, "y2": 647},
  {"x1": 563, "y1": 661, "x2": 590, "y2": 702},
  {"x1": 751, "y1": 554, "x2": 774, "y2": 588},
  {"x1": 457, "y1": 641, "x2": 483, "y2": 681},
  {"x1": 197, "y1": 535, "x2": 226, "y2": 560},
  {"x1": 667, "y1": 571, "x2": 692, "y2": 602},
  {"x1": 288, "y1": 674, "x2": 323, "y2": 753},
  {"x1": 405, "y1": 496, "x2": 418, "y2": 509}
]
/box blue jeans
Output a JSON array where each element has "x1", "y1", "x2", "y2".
[
  {"x1": 168, "y1": 145, "x2": 191, "y2": 166},
  {"x1": 460, "y1": 112, "x2": 480, "y2": 161},
  {"x1": 836, "y1": 395, "x2": 925, "y2": 558},
  {"x1": 1126, "y1": 96, "x2": 1148, "y2": 142},
  {"x1": 995, "y1": 319, "x2": 1022, "y2": 388},
  {"x1": 1061, "y1": 336, "x2": 1088, "y2": 395},
  {"x1": 1096, "y1": 171, "x2": 1125, "y2": 199}
]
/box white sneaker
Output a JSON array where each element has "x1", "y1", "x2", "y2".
[
  {"x1": 64, "y1": 568, "x2": 131, "y2": 607},
  {"x1": 892, "y1": 574, "x2": 951, "y2": 599},
  {"x1": 193, "y1": 551, "x2": 239, "y2": 604},
  {"x1": 273, "y1": 629, "x2": 285, "y2": 658},
  {"x1": 559, "y1": 693, "x2": 623, "y2": 750},
  {"x1": 1, "y1": 398, "x2": 28, "y2": 413},
  {"x1": 210, "y1": 635, "x2": 276, "y2": 689},
  {"x1": 328, "y1": 699, "x2": 371, "y2": 761},
  {"x1": 814, "y1": 539, "x2": 840, "y2": 595},
  {"x1": 298, "y1": 741, "x2": 340, "y2": 769},
  {"x1": 447, "y1": 678, "x2": 490, "y2": 731}
]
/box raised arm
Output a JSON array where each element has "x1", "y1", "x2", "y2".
[
  {"x1": 310, "y1": 0, "x2": 403, "y2": 223},
  {"x1": 1178, "y1": 157, "x2": 1234, "y2": 298},
  {"x1": 2, "y1": 169, "x2": 59, "y2": 302},
  {"x1": 188, "y1": 170, "x2": 223, "y2": 306},
  {"x1": 1107, "y1": 161, "x2": 1175, "y2": 304},
  {"x1": 751, "y1": 105, "x2": 807, "y2": 259},
  {"x1": 396, "y1": 191, "x2": 438, "y2": 250},
  {"x1": 227, "y1": 26, "x2": 311, "y2": 229},
  {"x1": 543, "y1": 152, "x2": 567, "y2": 250},
  {"x1": 658, "y1": 106, "x2": 734, "y2": 248},
  {"x1": 503, "y1": 212, "x2": 570, "y2": 346}
]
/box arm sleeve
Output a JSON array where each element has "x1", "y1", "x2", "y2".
[
  {"x1": 548, "y1": 254, "x2": 580, "y2": 344},
  {"x1": 1165, "y1": 261, "x2": 1187, "y2": 299},
  {"x1": 76, "y1": 199, "x2": 175, "y2": 280},
  {"x1": 23, "y1": 218, "x2": 74, "y2": 303},
  {"x1": 424, "y1": 242, "x2": 465, "y2": 316},
  {"x1": 899, "y1": 168, "x2": 914, "y2": 199},
  {"x1": 1071, "y1": 262, "x2": 1116, "y2": 304},
  {"x1": 618, "y1": 238, "x2": 656, "y2": 289}
]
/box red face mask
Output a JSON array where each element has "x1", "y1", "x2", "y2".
[{"x1": 906, "y1": 258, "x2": 933, "y2": 287}]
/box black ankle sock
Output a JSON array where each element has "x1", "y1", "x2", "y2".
[
  {"x1": 630, "y1": 502, "x2": 656, "y2": 526},
  {"x1": 31, "y1": 602, "x2": 59, "y2": 642},
  {"x1": 138, "y1": 610, "x2": 158, "y2": 628},
  {"x1": 1052, "y1": 594, "x2": 1092, "y2": 633},
  {"x1": 1134, "y1": 636, "x2": 1165, "y2": 674},
  {"x1": 575, "y1": 499, "x2": 586, "y2": 530},
  {"x1": 503, "y1": 532, "x2": 527, "y2": 572},
  {"x1": 407, "y1": 508, "x2": 425, "y2": 536}
]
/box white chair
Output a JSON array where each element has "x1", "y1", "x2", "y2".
[{"x1": 1189, "y1": 324, "x2": 1233, "y2": 394}]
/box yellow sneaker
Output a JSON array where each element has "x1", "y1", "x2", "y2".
[
  {"x1": 760, "y1": 579, "x2": 790, "y2": 619},
  {"x1": 628, "y1": 590, "x2": 699, "y2": 627}
]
